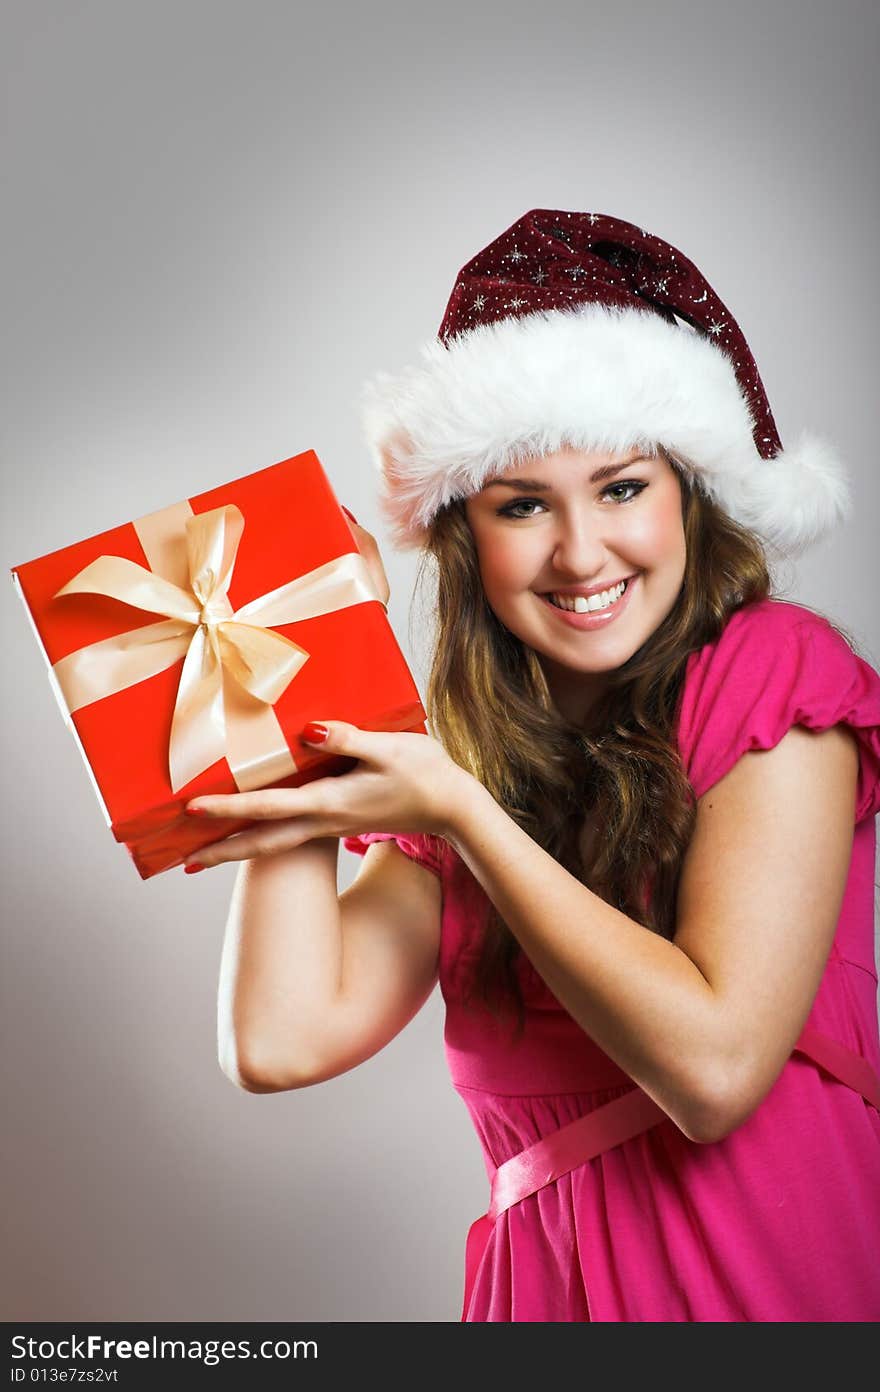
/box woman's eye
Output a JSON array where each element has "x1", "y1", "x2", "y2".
[
  {"x1": 604, "y1": 480, "x2": 647, "y2": 503},
  {"x1": 497, "y1": 498, "x2": 544, "y2": 519}
]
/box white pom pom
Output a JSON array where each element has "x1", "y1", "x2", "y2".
[{"x1": 734, "y1": 432, "x2": 852, "y2": 556}]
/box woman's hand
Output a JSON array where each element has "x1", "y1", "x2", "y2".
[
  {"x1": 182, "y1": 722, "x2": 468, "y2": 869},
  {"x1": 341, "y1": 505, "x2": 390, "y2": 607}
]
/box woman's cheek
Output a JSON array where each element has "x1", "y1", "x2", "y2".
[
  {"x1": 478, "y1": 532, "x2": 525, "y2": 589},
  {"x1": 628, "y1": 497, "x2": 682, "y2": 558}
]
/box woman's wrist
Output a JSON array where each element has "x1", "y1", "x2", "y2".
[{"x1": 441, "y1": 769, "x2": 495, "y2": 853}]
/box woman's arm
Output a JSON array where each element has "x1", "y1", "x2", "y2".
[
  {"x1": 217, "y1": 838, "x2": 344, "y2": 1090},
  {"x1": 444, "y1": 724, "x2": 859, "y2": 1144},
  {"x1": 216, "y1": 835, "x2": 444, "y2": 1092}
]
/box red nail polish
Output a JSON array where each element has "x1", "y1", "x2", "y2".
[
  {"x1": 184, "y1": 862, "x2": 205, "y2": 874},
  {"x1": 302, "y1": 721, "x2": 329, "y2": 744},
  {"x1": 341, "y1": 505, "x2": 358, "y2": 525},
  {"x1": 185, "y1": 805, "x2": 207, "y2": 816}
]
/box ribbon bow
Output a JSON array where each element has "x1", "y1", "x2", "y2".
[{"x1": 51, "y1": 502, "x2": 382, "y2": 793}]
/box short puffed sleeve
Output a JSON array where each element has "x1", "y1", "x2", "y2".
[
  {"x1": 341, "y1": 832, "x2": 446, "y2": 879},
  {"x1": 675, "y1": 599, "x2": 880, "y2": 824}
]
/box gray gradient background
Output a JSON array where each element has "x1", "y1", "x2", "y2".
[{"x1": 3, "y1": 0, "x2": 878, "y2": 1322}]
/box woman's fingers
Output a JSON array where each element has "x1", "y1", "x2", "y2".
[
  {"x1": 186, "y1": 788, "x2": 315, "y2": 821},
  {"x1": 185, "y1": 819, "x2": 323, "y2": 869},
  {"x1": 180, "y1": 724, "x2": 452, "y2": 873},
  {"x1": 186, "y1": 779, "x2": 343, "y2": 822},
  {"x1": 341, "y1": 508, "x2": 391, "y2": 607},
  {"x1": 360, "y1": 538, "x2": 391, "y2": 607},
  {"x1": 184, "y1": 725, "x2": 382, "y2": 831}
]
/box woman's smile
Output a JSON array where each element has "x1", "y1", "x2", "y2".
[{"x1": 536, "y1": 571, "x2": 640, "y2": 628}]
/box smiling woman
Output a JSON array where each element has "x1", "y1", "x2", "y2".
[
  {"x1": 210, "y1": 208, "x2": 880, "y2": 1323},
  {"x1": 463, "y1": 444, "x2": 688, "y2": 721}
]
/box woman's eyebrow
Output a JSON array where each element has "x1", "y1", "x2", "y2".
[{"x1": 485, "y1": 457, "x2": 649, "y2": 492}]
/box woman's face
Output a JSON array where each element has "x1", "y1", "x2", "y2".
[{"x1": 463, "y1": 445, "x2": 687, "y2": 724}]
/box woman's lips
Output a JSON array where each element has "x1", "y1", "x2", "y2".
[{"x1": 537, "y1": 575, "x2": 638, "y2": 629}]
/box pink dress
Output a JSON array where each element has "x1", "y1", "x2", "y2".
[{"x1": 343, "y1": 598, "x2": 880, "y2": 1321}]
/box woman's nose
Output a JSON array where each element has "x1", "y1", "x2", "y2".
[{"x1": 551, "y1": 513, "x2": 611, "y2": 575}]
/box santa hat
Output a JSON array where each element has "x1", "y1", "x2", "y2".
[{"x1": 359, "y1": 209, "x2": 851, "y2": 557}]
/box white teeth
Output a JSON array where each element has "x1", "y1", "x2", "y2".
[{"x1": 547, "y1": 580, "x2": 627, "y2": 613}]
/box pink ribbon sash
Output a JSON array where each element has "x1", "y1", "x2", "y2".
[{"x1": 461, "y1": 1024, "x2": 880, "y2": 1320}]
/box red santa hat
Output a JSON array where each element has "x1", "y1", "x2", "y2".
[{"x1": 359, "y1": 209, "x2": 851, "y2": 558}]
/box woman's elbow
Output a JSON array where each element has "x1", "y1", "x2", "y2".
[
  {"x1": 219, "y1": 1037, "x2": 313, "y2": 1094},
  {"x1": 685, "y1": 1074, "x2": 759, "y2": 1144},
  {"x1": 678, "y1": 1059, "x2": 747, "y2": 1144},
  {"x1": 683, "y1": 1109, "x2": 736, "y2": 1145},
  {"x1": 227, "y1": 1064, "x2": 284, "y2": 1094}
]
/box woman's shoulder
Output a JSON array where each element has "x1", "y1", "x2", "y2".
[
  {"x1": 691, "y1": 595, "x2": 844, "y2": 653},
  {"x1": 676, "y1": 597, "x2": 880, "y2": 820},
  {"x1": 682, "y1": 596, "x2": 871, "y2": 691}
]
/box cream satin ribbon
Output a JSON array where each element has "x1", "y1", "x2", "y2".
[{"x1": 51, "y1": 500, "x2": 383, "y2": 794}]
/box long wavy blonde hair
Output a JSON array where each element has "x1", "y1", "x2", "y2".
[{"x1": 408, "y1": 448, "x2": 861, "y2": 1043}]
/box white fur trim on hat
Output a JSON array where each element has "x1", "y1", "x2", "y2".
[{"x1": 358, "y1": 302, "x2": 851, "y2": 557}]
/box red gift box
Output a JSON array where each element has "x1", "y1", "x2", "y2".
[{"x1": 12, "y1": 449, "x2": 427, "y2": 878}]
